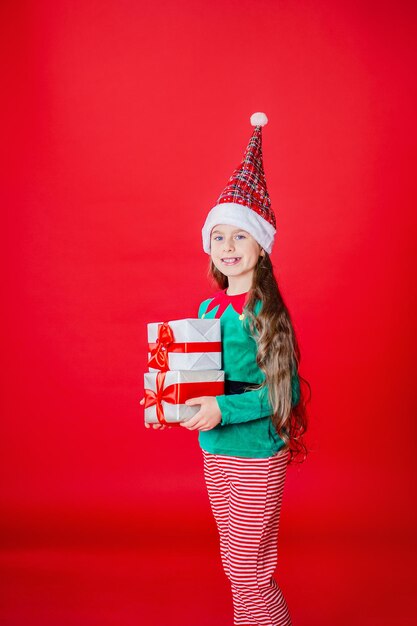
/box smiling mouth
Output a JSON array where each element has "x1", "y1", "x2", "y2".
[{"x1": 221, "y1": 257, "x2": 241, "y2": 265}]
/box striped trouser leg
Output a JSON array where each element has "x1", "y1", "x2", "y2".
[{"x1": 202, "y1": 449, "x2": 292, "y2": 626}]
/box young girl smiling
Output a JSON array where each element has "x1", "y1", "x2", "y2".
[{"x1": 144, "y1": 112, "x2": 308, "y2": 625}]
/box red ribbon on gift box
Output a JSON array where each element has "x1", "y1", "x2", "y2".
[
  {"x1": 147, "y1": 321, "x2": 221, "y2": 371},
  {"x1": 144, "y1": 371, "x2": 224, "y2": 426}
]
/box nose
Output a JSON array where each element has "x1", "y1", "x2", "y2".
[{"x1": 222, "y1": 236, "x2": 234, "y2": 252}]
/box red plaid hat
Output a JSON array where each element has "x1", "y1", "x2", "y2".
[{"x1": 202, "y1": 112, "x2": 276, "y2": 254}]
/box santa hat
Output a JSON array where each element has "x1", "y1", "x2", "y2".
[{"x1": 202, "y1": 112, "x2": 276, "y2": 255}]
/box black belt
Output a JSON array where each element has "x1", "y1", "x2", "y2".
[{"x1": 224, "y1": 380, "x2": 259, "y2": 395}]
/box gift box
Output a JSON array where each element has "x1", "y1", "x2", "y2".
[
  {"x1": 147, "y1": 318, "x2": 222, "y2": 372},
  {"x1": 144, "y1": 369, "x2": 225, "y2": 425}
]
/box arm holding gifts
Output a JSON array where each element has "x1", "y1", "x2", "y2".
[
  {"x1": 215, "y1": 386, "x2": 271, "y2": 426},
  {"x1": 179, "y1": 396, "x2": 222, "y2": 431},
  {"x1": 210, "y1": 372, "x2": 301, "y2": 427},
  {"x1": 180, "y1": 372, "x2": 300, "y2": 430}
]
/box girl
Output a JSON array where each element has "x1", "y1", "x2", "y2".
[{"x1": 144, "y1": 113, "x2": 309, "y2": 626}]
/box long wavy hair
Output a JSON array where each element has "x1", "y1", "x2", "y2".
[{"x1": 208, "y1": 252, "x2": 310, "y2": 464}]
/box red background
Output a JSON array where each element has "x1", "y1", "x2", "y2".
[{"x1": 1, "y1": 1, "x2": 417, "y2": 624}]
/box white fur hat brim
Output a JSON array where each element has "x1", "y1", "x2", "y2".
[{"x1": 202, "y1": 202, "x2": 276, "y2": 254}]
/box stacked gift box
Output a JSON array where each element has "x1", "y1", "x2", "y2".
[{"x1": 144, "y1": 318, "x2": 225, "y2": 426}]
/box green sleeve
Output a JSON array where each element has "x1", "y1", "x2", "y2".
[
  {"x1": 216, "y1": 385, "x2": 272, "y2": 425},
  {"x1": 216, "y1": 373, "x2": 301, "y2": 426}
]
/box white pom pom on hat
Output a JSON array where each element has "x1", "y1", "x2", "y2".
[{"x1": 250, "y1": 111, "x2": 268, "y2": 127}]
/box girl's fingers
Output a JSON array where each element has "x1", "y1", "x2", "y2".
[
  {"x1": 181, "y1": 419, "x2": 202, "y2": 430},
  {"x1": 180, "y1": 411, "x2": 203, "y2": 429},
  {"x1": 185, "y1": 396, "x2": 204, "y2": 406}
]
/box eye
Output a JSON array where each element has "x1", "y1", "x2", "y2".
[
  {"x1": 212, "y1": 235, "x2": 223, "y2": 241},
  {"x1": 235, "y1": 234, "x2": 246, "y2": 239}
]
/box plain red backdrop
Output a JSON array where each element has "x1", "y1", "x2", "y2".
[{"x1": 1, "y1": 0, "x2": 417, "y2": 624}]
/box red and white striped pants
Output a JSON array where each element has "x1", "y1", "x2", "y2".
[{"x1": 202, "y1": 448, "x2": 292, "y2": 626}]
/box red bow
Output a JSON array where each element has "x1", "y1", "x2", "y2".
[
  {"x1": 147, "y1": 322, "x2": 174, "y2": 371},
  {"x1": 143, "y1": 372, "x2": 172, "y2": 425}
]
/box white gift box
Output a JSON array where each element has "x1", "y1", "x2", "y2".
[
  {"x1": 144, "y1": 369, "x2": 225, "y2": 425},
  {"x1": 147, "y1": 318, "x2": 222, "y2": 372}
]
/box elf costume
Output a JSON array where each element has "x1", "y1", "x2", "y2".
[
  {"x1": 199, "y1": 112, "x2": 295, "y2": 626},
  {"x1": 197, "y1": 288, "x2": 300, "y2": 458}
]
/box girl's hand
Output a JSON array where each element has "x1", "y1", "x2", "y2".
[
  {"x1": 180, "y1": 396, "x2": 222, "y2": 431},
  {"x1": 140, "y1": 397, "x2": 170, "y2": 429}
]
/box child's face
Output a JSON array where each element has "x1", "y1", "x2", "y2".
[{"x1": 210, "y1": 224, "x2": 264, "y2": 278}]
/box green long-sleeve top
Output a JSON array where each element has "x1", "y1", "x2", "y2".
[{"x1": 197, "y1": 288, "x2": 300, "y2": 458}]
